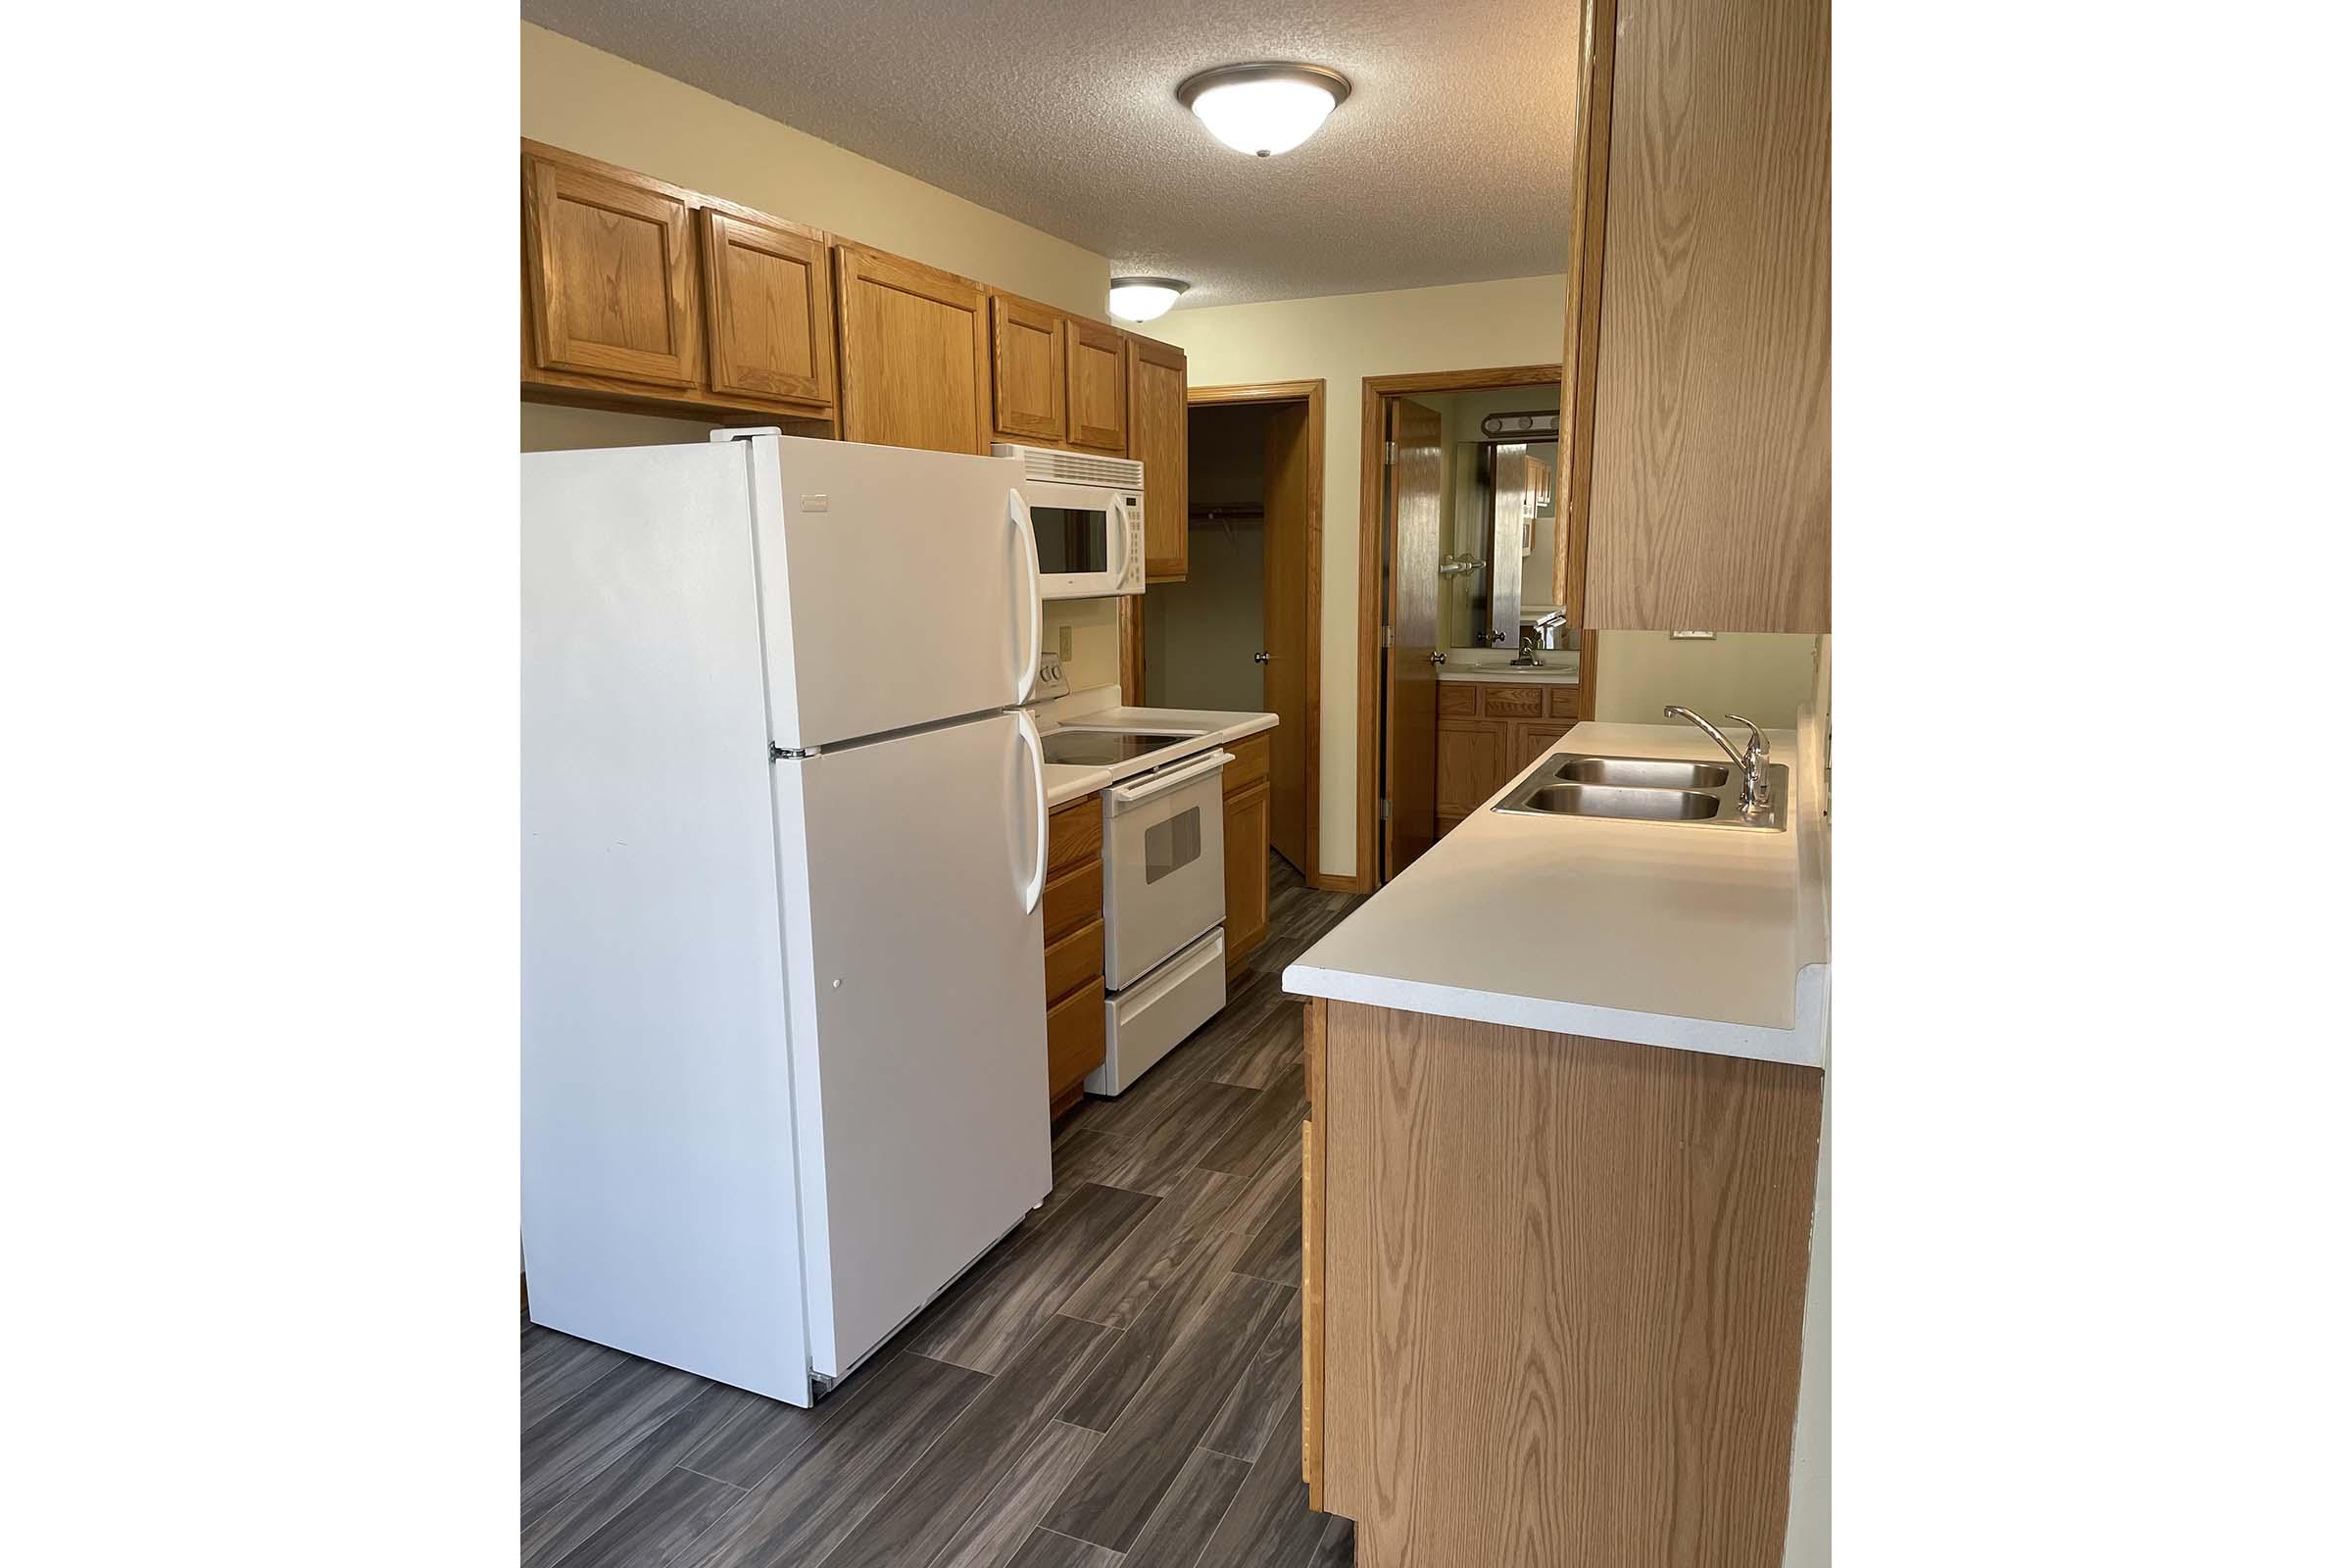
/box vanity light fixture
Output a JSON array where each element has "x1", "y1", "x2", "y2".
[
  {"x1": 1177, "y1": 63, "x2": 1351, "y2": 157},
  {"x1": 1108, "y1": 276, "x2": 1190, "y2": 322}
]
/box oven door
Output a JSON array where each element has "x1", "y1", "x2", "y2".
[
  {"x1": 1102, "y1": 750, "x2": 1232, "y2": 989},
  {"x1": 1022, "y1": 479, "x2": 1139, "y2": 599}
]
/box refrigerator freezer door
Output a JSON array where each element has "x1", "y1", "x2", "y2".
[
  {"x1": 738, "y1": 433, "x2": 1038, "y2": 750},
  {"x1": 521, "y1": 441, "x2": 812, "y2": 1405},
  {"x1": 771, "y1": 710, "x2": 1053, "y2": 1376}
]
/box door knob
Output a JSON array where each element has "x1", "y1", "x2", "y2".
[
  {"x1": 1253, "y1": 651, "x2": 1272, "y2": 663},
  {"x1": 1428, "y1": 652, "x2": 1447, "y2": 665}
]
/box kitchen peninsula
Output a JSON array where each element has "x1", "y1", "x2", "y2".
[{"x1": 1286, "y1": 715, "x2": 1831, "y2": 1568}]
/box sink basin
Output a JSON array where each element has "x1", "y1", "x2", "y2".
[
  {"x1": 1493, "y1": 752, "x2": 1790, "y2": 831},
  {"x1": 1513, "y1": 783, "x2": 1723, "y2": 821},
  {"x1": 1555, "y1": 757, "x2": 1730, "y2": 790}
]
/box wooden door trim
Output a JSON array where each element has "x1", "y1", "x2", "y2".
[
  {"x1": 1166, "y1": 378, "x2": 1336, "y2": 892},
  {"x1": 1354, "y1": 365, "x2": 1563, "y2": 891}
]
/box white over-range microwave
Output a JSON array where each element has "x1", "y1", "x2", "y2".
[{"x1": 993, "y1": 443, "x2": 1146, "y2": 599}]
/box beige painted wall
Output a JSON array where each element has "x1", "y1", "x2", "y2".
[
  {"x1": 1153, "y1": 274, "x2": 1569, "y2": 881},
  {"x1": 520, "y1": 23, "x2": 1107, "y2": 318},
  {"x1": 1592, "y1": 632, "x2": 1824, "y2": 731}
]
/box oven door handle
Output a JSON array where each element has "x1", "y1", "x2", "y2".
[{"x1": 1110, "y1": 750, "x2": 1233, "y2": 808}]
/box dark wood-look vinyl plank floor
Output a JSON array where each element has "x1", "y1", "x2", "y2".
[{"x1": 518, "y1": 854, "x2": 1362, "y2": 1568}]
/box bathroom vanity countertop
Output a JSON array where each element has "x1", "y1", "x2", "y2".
[
  {"x1": 1285, "y1": 719, "x2": 1829, "y2": 1067},
  {"x1": 1435, "y1": 663, "x2": 1579, "y2": 686}
]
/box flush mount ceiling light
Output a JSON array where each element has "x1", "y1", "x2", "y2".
[
  {"x1": 1108, "y1": 276, "x2": 1191, "y2": 322},
  {"x1": 1176, "y1": 63, "x2": 1351, "y2": 158}
]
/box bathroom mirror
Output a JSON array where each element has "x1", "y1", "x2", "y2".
[{"x1": 1439, "y1": 434, "x2": 1561, "y2": 652}]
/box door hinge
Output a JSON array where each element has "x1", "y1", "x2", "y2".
[
  {"x1": 1380, "y1": 798, "x2": 1393, "y2": 821},
  {"x1": 1384, "y1": 439, "x2": 1396, "y2": 465},
  {"x1": 1381, "y1": 624, "x2": 1395, "y2": 648},
  {"x1": 771, "y1": 744, "x2": 820, "y2": 760}
]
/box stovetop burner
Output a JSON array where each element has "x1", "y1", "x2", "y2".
[{"x1": 1039, "y1": 730, "x2": 1200, "y2": 766}]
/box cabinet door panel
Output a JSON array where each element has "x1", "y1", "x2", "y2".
[
  {"x1": 1223, "y1": 780, "x2": 1272, "y2": 970},
  {"x1": 701, "y1": 211, "x2": 835, "y2": 407},
  {"x1": 835, "y1": 245, "x2": 992, "y2": 455},
  {"x1": 992, "y1": 295, "x2": 1067, "y2": 442},
  {"x1": 1046, "y1": 978, "x2": 1108, "y2": 1098},
  {"x1": 1436, "y1": 719, "x2": 1505, "y2": 816},
  {"x1": 1066, "y1": 319, "x2": 1129, "y2": 452},
  {"x1": 1128, "y1": 335, "x2": 1189, "y2": 580},
  {"x1": 1511, "y1": 721, "x2": 1571, "y2": 773},
  {"x1": 525, "y1": 154, "x2": 700, "y2": 387}
]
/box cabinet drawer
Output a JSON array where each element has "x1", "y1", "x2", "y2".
[
  {"x1": 1046, "y1": 978, "x2": 1107, "y2": 1096},
  {"x1": 1546, "y1": 685, "x2": 1583, "y2": 719},
  {"x1": 1044, "y1": 916, "x2": 1104, "y2": 1006},
  {"x1": 1480, "y1": 683, "x2": 1544, "y2": 717},
  {"x1": 1224, "y1": 732, "x2": 1271, "y2": 796},
  {"x1": 1048, "y1": 798, "x2": 1103, "y2": 876},
  {"x1": 1043, "y1": 860, "x2": 1102, "y2": 946},
  {"x1": 1438, "y1": 683, "x2": 1478, "y2": 717}
]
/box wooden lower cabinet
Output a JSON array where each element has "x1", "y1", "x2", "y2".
[
  {"x1": 1221, "y1": 733, "x2": 1273, "y2": 973},
  {"x1": 1301, "y1": 997, "x2": 1823, "y2": 1567},
  {"x1": 1041, "y1": 798, "x2": 1106, "y2": 1117}
]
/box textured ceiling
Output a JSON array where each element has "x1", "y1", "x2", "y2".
[{"x1": 520, "y1": 0, "x2": 1575, "y2": 309}]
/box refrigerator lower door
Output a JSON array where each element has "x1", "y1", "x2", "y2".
[
  {"x1": 522, "y1": 440, "x2": 812, "y2": 1405},
  {"x1": 772, "y1": 711, "x2": 1053, "y2": 1377},
  {"x1": 737, "y1": 433, "x2": 1041, "y2": 752}
]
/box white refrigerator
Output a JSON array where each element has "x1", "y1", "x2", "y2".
[{"x1": 522, "y1": 429, "x2": 1053, "y2": 1406}]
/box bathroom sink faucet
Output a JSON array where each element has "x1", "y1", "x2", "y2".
[{"x1": 1663, "y1": 707, "x2": 1774, "y2": 819}]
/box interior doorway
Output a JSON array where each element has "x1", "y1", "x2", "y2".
[
  {"x1": 1139, "y1": 379, "x2": 1326, "y2": 885},
  {"x1": 1359, "y1": 365, "x2": 1598, "y2": 886}
]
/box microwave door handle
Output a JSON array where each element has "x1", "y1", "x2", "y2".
[
  {"x1": 1014, "y1": 709, "x2": 1050, "y2": 913},
  {"x1": 1108, "y1": 494, "x2": 1134, "y2": 586},
  {"x1": 1008, "y1": 490, "x2": 1043, "y2": 702},
  {"x1": 1109, "y1": 750, "x2": 1234, "y2": 808}
]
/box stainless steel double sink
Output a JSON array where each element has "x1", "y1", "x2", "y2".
[{"x1": 1494, "y1": 753, "x2": 1791, "y2": 831}]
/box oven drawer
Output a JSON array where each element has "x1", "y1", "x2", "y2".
[{"x1": 1086, "y1": 927, "x2": 1226, "y2": 1097}]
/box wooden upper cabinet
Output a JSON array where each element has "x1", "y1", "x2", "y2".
[
  {"x1": 523, "y1": 150, "x2": 701, "y2": 389},
  {"x1": 834, "y1": 243, "x2": 992, "y2": 455},
  {"x1": 1065, "y1": 319, "x2": 1130, "y2": 453},
  {"x1": 1126, "y1": 334, "x2": 1189, "y2": 580},
  {"x1": 990, "y1": 294, "x2": 1067, "y2": 443},
  {"x1": 1578, "y1": 0, "x2": 1830, "y2": 631},
  {"x1": 700, "y1": 210, "x2": 836, "y2": 409}
]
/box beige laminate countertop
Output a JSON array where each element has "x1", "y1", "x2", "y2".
[{"x1": 1284, "y1": 717, "x2": 1830, "y2": 1067}]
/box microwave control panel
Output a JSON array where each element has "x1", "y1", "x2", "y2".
[{"x1": 1121, "y1": 494, "x2": 1147, "y2": 592}]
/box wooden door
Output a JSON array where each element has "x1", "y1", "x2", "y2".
[
  {"x1": 1128, "y1": 336, "x2": 1189, "y2": 579},
  {"x1": 1582, "y1": 0, "x2": 1830, "y2": 631},
  {"x1": 1223, "y1": 779, "x2": 1272, "y2": 970},
  {"x1": 990, "y1": 294, "x2": 1066, "y2": 442},
  {"x1": 833, "y1": 244, "x2": 992, "y2": 454},
  {"x1": 700, "y1": 210, "x2": 836, "y2": 407},
  {"x1": 1065, "y1": 319, "x2": 1129, "y2": 452},
  {"x1": 1382, "y1": 398, "x2": 1445, "y2": 881},
  {"x1": 1261, "y1": 403, "x2": 1311, "y2": 871},
  {"x1": 523, "y1": 151, "x2": 701, "y2": 388}
]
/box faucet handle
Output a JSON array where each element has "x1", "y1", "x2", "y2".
[{"x1": 1723, "y1": 713, "x2": 1769, "y2": 763}]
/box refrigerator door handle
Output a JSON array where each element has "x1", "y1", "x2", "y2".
[
  {"x1": 1014, "y1": 710, "x2": 1050, "y2": 913},
  {"x1": 1008, "y1": 490, "x2": 1044, "y2": 703}
]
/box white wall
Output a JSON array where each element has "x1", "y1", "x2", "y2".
[
  {"x1": 1592, "y1": 632, "x2": 1825, "y2": 731},
  {"x1": 1153, "y1": 274, "x2": 1569, "y2": 881}
]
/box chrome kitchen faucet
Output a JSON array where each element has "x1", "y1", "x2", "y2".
[{"x1": 1663, "y1": 707, "x2": 1774, "y2": 821}]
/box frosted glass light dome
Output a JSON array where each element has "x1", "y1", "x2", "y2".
[
  {"x1": 1108, "y1": 277, "x2": 1190, "y2": 322},
  {"x1": 1177, "y1": 64, "x2": 1351, "y2": 158}
]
